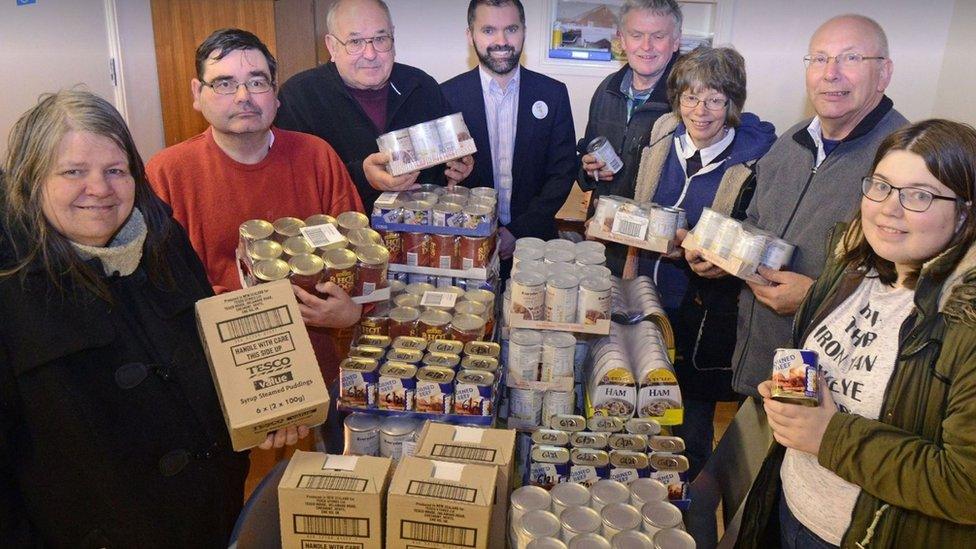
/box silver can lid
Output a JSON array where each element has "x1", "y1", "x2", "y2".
[
  {"x1": 559, "y1": 505, "x2": 601, "y2": 534},
  {"x1": 630, "y1": 477, "x2": 668, "y2": 505},
  {"x1": 518, "y1": 509, "x2": 561, "y2": 539},
  {"x1": 510, "y1": 328, "x2": 543, "y2": 346},
  {"x1": 641, "y1": 501, "x2": 683, "y2": 529},
  {"x1": 580, "y1": 276, "x2": 612, "y2": 292},
  {"x1": 568, "y1": 533, "x2": 612, "y2": 549},
  {"x1": 547, "y1": 272, "x2": 580, "y2": 290},
  {"x1": 510, "y1": 485, "x2": 552, "y2": 512},
  {"x1": 513, "y1": 270, "x2": 547, "y2": 288},
  {"x1": 549, "y1": 481, "x2": 590, "y2": 509},
  {"x1": 379, "y1": 415, "x2": 420, "y2": 437},
  {"x1": 611, "y1": 530, "x2": 654, "y2": 549},
  {"x1": 343, "y1": 412, "x2": 381, "y2": 432},
  {"x1": 601, "y1": 502, "x2": 642, "y2": 531},
  {"x1": 545, "y1": 238, "x2": 577, "y2": 252},
  {"x1": 590, "y1": 479, "x2": 629, "y2": 506},
  {"x1": 652, "y1": 528, "x2": 695, "y2": 549},
  {"x1": 544, "y1": 248, "x2": 577, "y2": 264}
]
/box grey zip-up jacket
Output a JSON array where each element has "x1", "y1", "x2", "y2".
[{"x1": 731, "y1": 96, "x2": 907, "y2": 397}]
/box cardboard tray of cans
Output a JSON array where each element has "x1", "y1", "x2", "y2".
[
  {"x1": 586, "y1": 195, "x2": 682, "y2": 254},
  {"x1": 370, "y1": 216, "x2": 495, "y2": 238},
  {"x1": 681, "y1": 231, "x2": 771, "y2": 286},
  {"x1": 370, "y1": 188, "x2": 496, "y2": 238},
  {"x1": 585, "y1": 223, "x2": 674, "y2": 254},
  {"x1": 376, "y1": 112, "x2": 478, "y2": 177},
  {"x1": 509, "y1": 315, "x2": 611, "y2": 336},
  {"x1": 338, "y1": 336, "x2": 503, "y2": 426},
  {"x1": 585, "y1": 321, "x2": 683, "y2": 426},
  {"x1": 518, "y1": 415, "x2": 692, "y2": 510}
]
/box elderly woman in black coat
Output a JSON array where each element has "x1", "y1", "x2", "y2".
[{"x1": 0, "y1": 91, "x2": 303, "y2": 547}]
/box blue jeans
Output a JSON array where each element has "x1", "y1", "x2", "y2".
[
  {"x1": 779, "y1": 492, "x2": 839, "y2": 549},
  {"x1": 671, "y1": 398, "x2": 715, "y2": 481}
]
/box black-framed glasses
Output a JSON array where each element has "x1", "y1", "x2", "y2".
[
  {"x1": 201, "y1": 77, "x2": 274, "y2": 95},
  {"x1": 679, "y1": 93, "x2": 729, "y2": 111},
  {"x1": 331, "y1": 34, "x2": 394, "y2": 55},
  {"x1": 861, "y1": 176, "x2": 959, "y2": 212},
  {"x1": 804, "y1": 52, "x2": 886, "y2": 68}
]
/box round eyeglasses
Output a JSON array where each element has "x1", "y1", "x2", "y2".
[
  {"x1": 679, "y1": 94, "x2": 729, "y2": 111},
  {"x1": 331, "y1": 34, "x2": 394, "y2": 55},
  {"x1": 201, "y1": 77, "x2": 274, "y2": 95},
  {"x1": 861, "y1": 176, "x2": 958, "y2": 212}
]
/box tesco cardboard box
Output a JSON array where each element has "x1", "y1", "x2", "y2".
[
  {"x1": 195, "y1": 279, "x2": 329, "y2": 450},
  {"x1": 386, "y1": 456, "x2": 497, "y2": 549},
  {"x1": 278, "y1": 451, "x2": 393, "y2": 549},
  {"x1": 413, "y1": 423, "x2": 516, "y2": 549}
]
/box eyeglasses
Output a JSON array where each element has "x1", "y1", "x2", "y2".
[
  {"x1": 861, "y1": 176, "x2": 959, "y2": 212},
  {"x1": 201, "y1": 77, "x2": 274, "y2": 95},
  {"x1": 679, "y1": 94, "x2": 729, "y2": 111},
  {"x1": 331, "y1": 34, "x2": 394, "y2": 55},
  {"x1": 804, "y1": 52, "x2": 886, "y2": 68}
]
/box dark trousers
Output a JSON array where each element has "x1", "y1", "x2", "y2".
[
  {"x1": 671, "y1": 398, "x2": 715, "y2": 481},
  {"x1": 779, "y1": 492, "x2": 840, "y2": 549}
]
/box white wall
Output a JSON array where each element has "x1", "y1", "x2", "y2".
[
  {"x1": 390, "y1": 0, "x2": 959, "y2": 138},
  {"x1": 932, "y1": 0, "x2": 976, "y2": 124},
  {"x1": 114, "y1": 0, "x2": 167, "y2": 159}
]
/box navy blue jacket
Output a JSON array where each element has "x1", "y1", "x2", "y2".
[{"x1": 441, "y1": 66, "x2": 577, "y2": 240}]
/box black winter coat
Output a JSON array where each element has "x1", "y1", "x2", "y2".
[{"x1": 0, "y1": 220, "x2": 249, "y2": 548}]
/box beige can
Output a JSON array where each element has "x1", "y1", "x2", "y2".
[
  {"x1": 545, "y1": 273, "x2": 579, "y2": 323},
  {"x1": 512, "y1": 271, "x2": 547, "y2": 321},
  {"x1": 577, "y1": 276, "x2": 612, "y2": 325}
]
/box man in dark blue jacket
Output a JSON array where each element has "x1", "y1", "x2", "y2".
[{"x1": 441, "y1": 0, "x2": 576, "y2": 261}]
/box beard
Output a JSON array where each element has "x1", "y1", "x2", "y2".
[{"x1": 477, "y1": 44, "x2": 521, "y2": 76}]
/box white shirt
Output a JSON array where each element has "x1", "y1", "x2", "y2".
[
  {"x1": 781, "y1": 274, "x2": 915, "y2": 545},
  {"x1": 480, "y1": 65, "x2": 520, "y2": 226},
  {"x1": 806, "y1": 117, "x2": 829, "y2": 168}
]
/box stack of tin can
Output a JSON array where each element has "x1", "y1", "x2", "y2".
[
  {"x1": 693, "y1": 207, "x2": 795, "y2": 272},
  {"x1": 238, "y1": 211, "x2": 390, "y2": 297},
  {"x1": 376, "y1": 112, "x2": 478, "y2": 176},
  {"x1": 341, "y1": 412, "x2": 423, "y2": 461},
  {"x1": 509, "y1": 480, "x2": 693, "y2": 548},
  {"x1": 609, "y1": 276, "x2": 667, "y2": 325},
  {"x1": 590, "y1": 195, "x2": 686, "y2": 243},
  {"x1": 505, "y1": 238, "x2": 613, "y2": 326},
  {"x1": 358, "y1": 283, "x2": 496, "y2": 341},
  {"x1": 504, "y1": 328, "x2": 579, "y2": 429}
]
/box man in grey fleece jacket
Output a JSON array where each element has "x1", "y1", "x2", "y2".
[{"x1": 689, "y1": 15, "x2": 907, "y2": 397}]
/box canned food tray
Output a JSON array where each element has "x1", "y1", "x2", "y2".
[
  {"x1": 335, "y1": 405, "x2": 494, "y2": 425},
  {"x1": 509, "y1": 315, "x2": 611, "y2": 335},
  {"x1": 585, "y1": 223, "x2": 674, "y2": 254},
  {"x1": 505, "y1": 372, "x2": 574, "y2": 392},
  {"x1": 370, "y1": 216, "x2": 496, "y2": 238},
  {"x1": 386, "y1": 139, "x2": 478, "y2": 177},
  {"x1": 681, "y1": 232, "x2": 771, "y2": 286},
  {"x1": 388, "y1": 245, "x2": 500, "y2": 280}
]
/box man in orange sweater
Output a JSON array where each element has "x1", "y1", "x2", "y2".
[{"x1": 147, "y1": 29, "x2": 363, "y2": 393}]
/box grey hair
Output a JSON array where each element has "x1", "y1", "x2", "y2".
[
  {"x1": 619, "y1": 0, "x2": 683, "y2": 34},
  {"x1": 326, "y1": 0, "x2": 393, "y2": 35},
  {"x1": 814, "y1": 14, "x2": 889, "y2": 57},
  {"x1": 667, "y1": 46, "x2": 747, "y2": 127}
]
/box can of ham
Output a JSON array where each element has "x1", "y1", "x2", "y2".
[{"x1": 771, "y1": 348, "x2": 820, "y2": 406}]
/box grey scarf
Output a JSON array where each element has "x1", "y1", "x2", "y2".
[{"x1": 70, "y1": 208, "x2": 147, "y2": 276}]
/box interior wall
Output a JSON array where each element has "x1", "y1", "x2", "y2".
[
  {"x1": 389, "y1": 0, "x2": 957, "y2": 139},
  {"x1": 932, "y1": 0, "x2": 976, "y2": 124},
  {"x1": 114, "y1": 0, "x2": 167, "y2": 159}
]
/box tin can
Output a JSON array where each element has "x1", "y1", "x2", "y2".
[
  {"x1": 529, "y1": 444, "x2": 570, "y2": 488},
  {"x1": 711, "y1": 217, "x2": 741, "y2": 257},
  {"x1": 415, "y1": 366, "x2": 455, "y2": 413},
  {"x1": 393, "y1": 293, "x2": 421, "y2": 308},
  {"x1": 406, "y1": 281, "x2": 436, "y2": 299},
  {"x1": 516, "y1": 236, "x2": 547, "y2": 251},
  {"x1": 402, "y1": 231, "x2": 431, "y2": 267},
  {"x1": 348, "y1": 345, "x2": 386, "y2": 361},
  {"x1": 648, "y1": 436, "x2": 686, "y2": 453},
  {"x1": 385, "y1": 347, "x2": 423, "y2": 364},
  {"x1": 587, "y1": 136, "x2": 624, "y2": 174},
  {"x1": 343, "y1": 412, "x2": 380, "y2": 456},
  {"x1": 514, "y1": 509, "x2": 561, "y2": 549},
  {"x1": 630, "y1": 478, "x2": 668, "y2": 508},
  {"x1": 346, "y1": 228, "x2": 382, "y2": 251},
  {"x1": 464, "y1": 340, "x2": 499, "y2": 358},
  {"x1": 532, "y1": 428, "x2": 571, "y2": 447},
  {"x1": 246, "y1": 239, "x2": 282, "y2": 263},
  {"x1": 358, "y1": 311, "x2": 389, "y2": 336},
  {"x1": 432, "y1": 202, "x2": 465, "y2": 227},
  {"x1": 339, "y1": 358, "x2": 379, "y2": 408},
  {"x1": 569, "y1": 431, "x2": 609, "y2": 450},
  {"x1": 590, "y1": 479, "x2": 630, "y2": 512},
  {"x1": 544, "y1": 248, "x2": 576, "y2": 265},
  {"x1": 551, "y1": 414, "x2": 587, "y2": 432},
  {"x1": 733, "y1": 231, "x2": 768, "y2": 266},
  {"x1": 509, "y1": 387, "x2": 544, "y2": 428},
  {"x1": 460, "y1": 235, "x2": 493, "y2": 270},
  {"x1": 546, "y1": 273, "x2": 579, "y2": 323},
  {"x1": 508, "y1": 329, "x2": 543, "y2": 382},
  {"x1": 240, "y1": 219, "x2": 274, "y2": 245},
  {"x1": 449, "y1": 313, "x2": 486, "y2": 343},
  {"x1": 304, "y1": 214, "x2": 336, "y2": 228},
  {"x1": 648, "y1": 206, "x2": 679, "y2": 239},
  {"x1": 288, "y1": 253, "x2": 324, "y2": 295},
  {"x1": 574, "y1": 251, "x2": 606, "y2": 268},
  {"x1": 543, "y1": 390, "x2": 575, "y2": 427},
  {"x1": 510, "y1": 485, "x2": 553, "y2": 537},
  {"x1": 609, "y1": 433, "x2": 647, "y2": 452},
  {"x1": 771, "y1": 348, "x2": 820, "y2": 405},
  {"x1": 641, "y1": 501, "x2": 684, "y2": 537},
  {"x1": 354, "y1": 245, "x2": 389, "y2": 296},
  {"x1": 392, "y1": 335, "x2": 427, "y2": 351},
  {"x1": 454, "y1": 369, "x2": 494, "y2": 415},
  {"x1": 551, "y1": 482, "x2": 591, "y2": 516},
  {"x1": 377, "y1": 362, "x2": 417, "y2": 411},
  {"x1": 546, "y1": 239, "x2": 575, "y2": 252},
  {"x1": 648, "y1": 453, "x2": 690, "y2": 474},
  {"x1": 281, "y1": 235, "x2": 314, "y2": 258},
  {"x1": 462, "y1": 355, "x2": 499, "y2": 373},
  {"x1": 422, "y1": 352, "x2": 461, "y2": 371},
  {"x1": 601, "y1": 502, "x2": 641, "y2": 539},
  {"x1": 574, "y1": 240, "x2": 606, "y2": 256},
  {"x1": 407, "y1": 121, "x2": 443, "y2": 160},
  {"x1": 578, "y1": 276, "x2": 612, "y2": 325},
  {"x1": 625, "y1": 418, "x2": 662, "y2": 436},
  {"x1": 570, "y1": 448, "x2": 610, "y2": 486},
  {"x1": 610, "y1": 530, "x2": 653, "y2": 549},
  {"x1": 673, "y1": 207, "x2": 687, "y2": 230},
  {"x1": 455, "y1": 299, "x2": 486, "y2": 320},
  {"x1": 371, "y1": 192, "x2": 405, "y2": 223},
  {"x1": 418, "y1": 309, "x2": 452, "y2": 341},
  {"x1": 253, "y1": 258, "x2": 290, "y2": 284},
  {"x1": 427, "y1": 339, "x2": 464, "y2": 355},
  {"x1": 514, "y1": 246, "x2": 546, "y2": 272},
  {"x1": 568, "y1": 534, "x2": 612, "y2": 549},
  {"x1": 511, "y1": 271, "x2": 547, "y2": 321},
  {"x1": 560, "y1": 506, "x2": 603, "y2": 543},
  {"x1": 434, "y1": 112, "x2": 470, "y2": 153},
  {"x1": 541, "y1": 331, "x2": 576, "y2": 381},
  {"x1": 430, "y1": 233, "x2": 458, "y2": 269},
  {"x1": 356, "y1": 334, "x2": 391, "y2": 349},
  {"x1": 378, "y1": 229, "x2": 403, "y2": 264},
  {"x1": 376, "y1": 128, "x2": 417, "y2": 173},
  {"x1": 336, "y1": 211, "x2": 369, "y2": 235},
  {"x1": 692, "y1": 207, "x2": 722, "y2": 249},
  {"x1": 272, "y1": 217, "x2": 305, "y2": 242},
  {"x1": 402, "y1": 200, "x2": 433, "y2": 226},
  {"x1": 379, "y1": 415, "x2": 420, "y2": 461},
  {"x1": 761, "y1": 238, "x2": 796, "y2": 271},
  {"x1": 321, "y1": 248, "x2": 357, "y2": 294},
  {"x1": 410, "y1": 191, "x2": 439, "y2": 205},
  {"x1": 387, "y1": 306, "x2": 419, "y2": 339},
  {"x1": 609, "y1": 450, "x2": 650, "y2": 485},
  {"x1": 527, "y1": 537, "x2": 568, "y2": 549},
  {"x1": 652, "y1": 528, "x2": 695, "y2": 549},
  {"x1": 462, "y1": 203, "x2": 494, "y2": 229},
  {"x1": 442, "y1": 191, "x2": 469, "y2": 204},
  {"x1": 589, "y1": 416, "x2": 625, "y2": 433}
]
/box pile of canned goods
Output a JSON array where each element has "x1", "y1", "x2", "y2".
[
  {"x1": 590, "y1": 195, "x2": 686, "y2": 243},
  {"x1": 372, "y1": 184, "x2": 497, "y2": 229},
  {"x1": 376, "y1": 112, "x2": 478, "y2": 176},
  {"x1": 587, "y1": 322, "x2": 679, "y2": 423},
  {"x1": 506, "y1": 238, "x2": 613, "y2": 325},
  {"x1": 239, "y1": 211, "x2": 389, "y2": 297},
  {"x1": 509, "y1": 480, "x2": 693, "y2": 549},
  {"x1": 610, "y1": 276, "x2": 667, "y2": 325},
  {"x1": 692, "y1": 207, "x2": 795, "y2": 273},
  {"x1": 359, "y1": 284, "x2": 496, "y2": 340},
  {"x1": 525, "y1": 414, "x2": 689, "y2": 501},
  {"x1": 340, "y1": 336, "x2": 500, "y2": 416},
  {"x1": 341, "y1": 412, "x2": 424, "y2": 461},
  {"x1": 503, "y1": 328, "x2": 581, "y2": 430}
]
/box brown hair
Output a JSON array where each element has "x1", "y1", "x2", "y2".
[
  {"x1": 841, "y1": 119, "x2": 976, "y2": 288},
  {"x1": 1, "y1": 89, "x2": 176, "y2": 300},
  {"x1": 667, "y1": 46, "x2": 747, "y2": 127}
]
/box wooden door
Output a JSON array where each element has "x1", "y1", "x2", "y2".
[{"x1": 150, "y1": 0, "x2": 277, "y2": 146}]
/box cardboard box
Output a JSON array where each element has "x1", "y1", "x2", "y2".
[
  {"x1": 386, "y1": 456, "x2": 497, "y2": 549},
  {"x1": 413, "y1": 424, "x2": 516, "y2": 549},
  {"x1": 195, "y1": 279, "x2": 329, "y2": 450},
  {"x1": 278, "y1": 451, "x2": 392, "y2": 549}
]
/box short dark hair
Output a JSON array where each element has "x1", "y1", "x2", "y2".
[
  {"x1": 195, "y1": 28, "x2": 278, "y2": 84},
  {"x1": 842, "y1": 119, "x2": 976, "y2": 288},
  {"x1": 667, "y1": 46, "x2": 747, "y2": 127},
  {"x1": 467, "y1": 0, "x2": 525, "y2": 28}
]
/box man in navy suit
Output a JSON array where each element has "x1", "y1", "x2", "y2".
[{"x1": 442, "y1": 0, "x2": 577, "y2": 262}]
